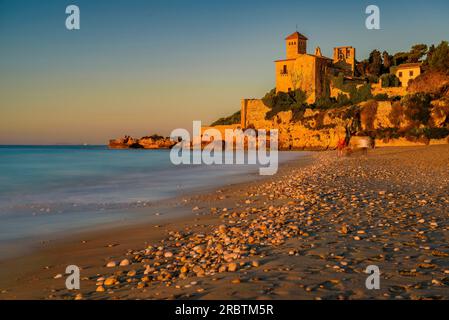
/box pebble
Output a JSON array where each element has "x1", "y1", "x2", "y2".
[
  {"x1": 104, "y1": 277, "x2": 117, "y2": 286},
  {"x1": 119, "y1": 259, "x2": 130, "y2": 266},
  {"x1": 228, "y1": 263, "x2": 238, "y2": 272}
]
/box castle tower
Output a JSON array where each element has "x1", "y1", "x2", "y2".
[
  {"x1": 333, "y1": 46, "x2": 356, "y2": 75},
  {"x1": 285, "y1": 32, "x2": 308, "y2": 59}
]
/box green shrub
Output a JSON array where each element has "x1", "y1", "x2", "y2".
[
  {"x1": 402, "y1": 93, "x2": 432, "y2": 124},
  {"x1": 349, "y1": 84, "x2": 373, "y2": 104},
  {"x1": 373, "y1": 93, "x2": 389, "y2": 101},
  {"x1": 211, "y1": 110, "x2": 241, "y2": 126},
  {"x1": 332, "y1": 73, "x2": 357, "y2": 92},
  {"x1": 426, "y1": 41, "x2": 449, "y2": 74},
  {"x1": 423, "y1": 127, "x2": 449, "y2": 139},
  {"x1": 375, "y1": 128, "x2": 400, "y2": 140},
  {"x1": 380, "y1": 74, "x2": 401, "y2": 87},
  {"x1": 263, "y1": 89, "x2": 307, "y2": 120},
  {"x1": 388, "y1": 101, "x2": 404, "y2": 127},
  {"x1": 366, "y1": 75, "x2": 379, "y2": 84},
  {"x1": 360, "y1": 100, "x2": 378, "y2": 130},
  {"x1": 314, "y1": 93, "x2": 351, "y2": 109}
]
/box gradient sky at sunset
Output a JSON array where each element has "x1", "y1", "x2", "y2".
[{"x1": 1, "y1": 0, "x2": 449, "y2": 144}]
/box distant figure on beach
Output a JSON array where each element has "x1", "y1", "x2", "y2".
[
  {"x1": 358, "y1": 136, "x2": 371, "y2": 155},
  {"x1": 337, "y1": 137, "x2": 346, "y2": 157}
]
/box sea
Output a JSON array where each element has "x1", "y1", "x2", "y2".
[{"x1": 0, "y1": 145, "x2": 308, "y2": 256}]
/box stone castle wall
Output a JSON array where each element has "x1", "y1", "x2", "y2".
[{"x1": 240, "y1": 98, "x2": 448, "y2": 150}]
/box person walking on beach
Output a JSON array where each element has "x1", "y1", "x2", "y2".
[
  {"x1": 337, "y1": 137, "x2": 346, "y2": 157},
  {"x1": 358, "y1": 136, "x2": 370, "y2": 156}
]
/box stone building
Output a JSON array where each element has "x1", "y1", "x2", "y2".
[
  {"x1": 333, "y1": 46, "x2": 356, "y2": 76},
  {"x1": 274, "y1": 32, "x2": 333, "y2": 103},
  {"x1": 391, "y1": 63, "x2": 422, "y2": 87}
]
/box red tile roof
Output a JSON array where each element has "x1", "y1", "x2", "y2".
[
  {"x1": 285, "y1": 32, "x2": 308, "y2": 41},
  {"x1": 396, "y1": 62, "x2": 422, "y2": 69}
]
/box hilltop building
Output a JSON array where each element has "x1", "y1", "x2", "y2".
[
  {"x1": 274, "y1": 32, "x2": 333, "y2": 103},
  {"x1": 274, "y1": 32, "x2": 356, "y2": 104},
  {"x1": 391, "y1": 63, "x2": 422, "y2": 87},
  {"x1": 333, "y1": 46, "x2": 356, "y2": 76}
]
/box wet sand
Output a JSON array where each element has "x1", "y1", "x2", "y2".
[{"x1": 1, "y1": 145, "x2": 448, "y2": 300}]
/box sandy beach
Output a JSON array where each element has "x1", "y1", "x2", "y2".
[{"x1": 1, "y1": 145, "x2": 448, "y2": 300}]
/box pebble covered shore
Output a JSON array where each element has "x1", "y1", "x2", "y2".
[{"x1": 59, "y1": 145, "x2": 449, "y2": 300}]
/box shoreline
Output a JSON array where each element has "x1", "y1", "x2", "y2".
[
  {"x1": 0, "y1": 148, "x2": 309, "y2": 261},
  {"x1": 0, "y1": 153, "x2": 316, "y2": 299}
]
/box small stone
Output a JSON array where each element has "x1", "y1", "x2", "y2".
[
  {"x1": 104, "y1": 277, "x2": 117, "y2": 286},
  {"x1": 96, "y1": 286, "x2": 105, "y2": 292},
  {"x1": 192, "y1": 265, "x2": 205, "y2": 276},
  {"x1": 127, "y1": 270, "x2": 137, "y2": 277},
  {"x1": 119, "y1": 259, "x2": 130, "y2": 266},
  {"x1": 106, "y1": 261, "x2": 116, "y2": 268},
  {"x1": 74, "y1": 293, "x2": 83, "y2": 300},
  {"x1": 193, "y1": 245, "x2": 205, "y2": 255},
  {"x1": 218, "y1": 265, "x2": 227, "y2": 273},
  {"x1": 251, "y1": 261, "x2": 260, "y2": 267},
  {"x1": 231, "y1": 278, "x2": 241, "y2": 284},
  {"x1": 54, "y1": 274, "x2": 63, "y2": 279},
  {"x1": 164, "y1": 251, "x2": 173, "y2": 258},
  {"x1": 218, "y1": 225, "x2": 227, "y2": 234},
  {"x1": 180, "y1": 265, "x2": 188, "y2": 273},
  {"x1": 228, "y1": 262, "x2": 238, "y2": 272}
]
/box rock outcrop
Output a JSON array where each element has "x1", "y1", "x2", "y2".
[{"x1": 109, "y1": 135, "x2": 176, "y2": 149}]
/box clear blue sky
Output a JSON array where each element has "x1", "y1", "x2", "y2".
[{"x1": 1, "y1": 0, "x2": 448, "y2": 144}]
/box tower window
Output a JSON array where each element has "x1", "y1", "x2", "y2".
[
  {"x1": 409, "y1": 70, "x2": 414, "y2": 76},
  {"x1": 398, "y1": 72, "x2": 403, "y2": 77},
  {"x1": 282, "y1": 65, "x2": 288, "y2": 74}
]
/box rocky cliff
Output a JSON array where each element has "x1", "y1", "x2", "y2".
[{"x1": 239, "y1": 97, "x2": 449, "y2": 150}]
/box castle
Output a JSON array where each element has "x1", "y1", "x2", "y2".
[
  {"x1": 274, "y1": 31, "x2": 355, "y2": 103},
  {"x1": 204, "y1": 32, "x2": 358, "y2": 138}
]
